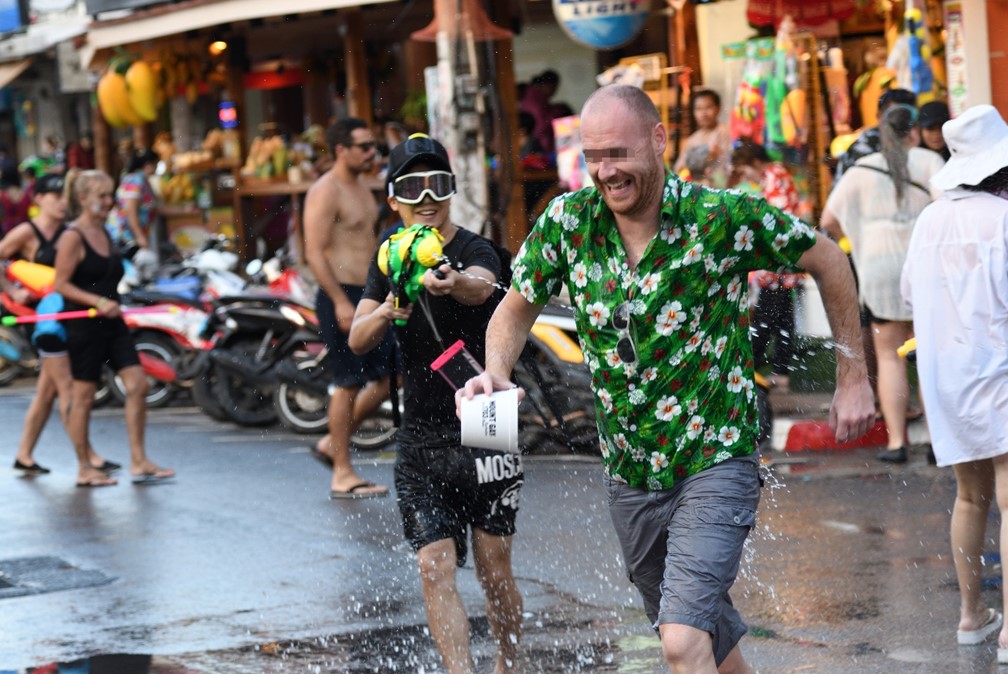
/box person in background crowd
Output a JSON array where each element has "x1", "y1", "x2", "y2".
[
  {"x1": 831, "y1": 87, "x2": 918, "y2": 418},
  {"x1": 106, "y1": 149, "x2": 159, "y2": 256},
  {"x1": 730, "y1": 140, "x2": 804, "y2": 393},
  {"x1": 835, "y1": 88, "x2": 916, "y2": 181},
  {"x1": 303, "y1": 118, "x2": 391, "y2": 499},
  {"x1": 683, "y1": 145, "x2": 727, "y2": 188},
  {"x1": 673, "y1": 88, "x2": 732, "y2": 174},
  {"x1": 1, "y1": 174, "x2": 118, "y2": 483},
  {"x1": 54, "y1": 170, "x2": 174, "y2": 486},
  {"x1": 519, "y1": 69, "x2": 561, "y2": 155},
  {"x1": 918, "y1": 101, "x2": 951, "y2": 161},
  {"x1": 463, "y1": 84, "x2": 874, "y2": 674},
  {"x1": 66, "y1": 135, "x2": 96, "y2": 171},
  {"x1": 0, "y1": 165, "x2": 32, "y2": 236},
  {"x1": 19, "y1": 136, "x2": 63, "y2": 179},
  {"x1": 821, "y1": 104, "x2": 944, "y2": 464},
  {"x1": 902, "y1": 103, "x2": 1008, "y2": 659},
  {"x1": 350, "y1": 133, "x2": 523, "y2": 674}
]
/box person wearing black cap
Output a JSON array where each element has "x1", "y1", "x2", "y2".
[
  {"x1": 918, "y1": 100, "x2": 951, "y2": 160},
  {"x1": 835, "y1": 88, "x2": 917, "y2": 181},
  {"x1": 0, "y1": 173, "x2": 119, "y2": 484},
  {"x1": 349, "y1": 133, "x2": 524, "y2": 674},
  {"x1": 303, "y1": 117, "x2": 392, "y2": 499}
]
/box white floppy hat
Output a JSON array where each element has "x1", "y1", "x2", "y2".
[{"x1": 931, "y1": 104, "x2": 1008, "y2": 190}]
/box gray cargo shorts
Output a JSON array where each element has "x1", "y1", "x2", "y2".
[{"x1": 605, "y1": 454, "x2": 760, "y2": 665}]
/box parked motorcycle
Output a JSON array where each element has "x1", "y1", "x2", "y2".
[{"x1": 194, "y1": 293, "x2": 319, "y2": 426}]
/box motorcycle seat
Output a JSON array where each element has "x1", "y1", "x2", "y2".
[{"x1": 124, "y1": 289, "x2": 206, "y2": 310}]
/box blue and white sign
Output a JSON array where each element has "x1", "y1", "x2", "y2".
[{"x1": 552, "y1": 0, "x2": 650, "y2": 51}]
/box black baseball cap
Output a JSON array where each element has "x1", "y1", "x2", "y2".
[
  {"x1": 919, "y1": 101, "x2": 950, "y2": 129},
  {"x1": 386, "y1": 133, "x2": 452, "y2": 188},
  {"x1": 878, "y1": 88, "x2": 916, "y2": 113},
  {"x1": 34, "y1": 173, "x2": 65, "y2": 195}
]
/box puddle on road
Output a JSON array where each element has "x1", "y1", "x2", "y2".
[{"x1": 7, "y1": 614, "x2": 648, "y2": 674}]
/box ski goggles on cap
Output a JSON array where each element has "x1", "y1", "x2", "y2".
[{"x1": 389, "y1": 170, "x2": 456, "y2": 204}]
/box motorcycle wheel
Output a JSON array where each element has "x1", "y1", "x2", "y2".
[
  {"x1": 190, "y1": 362, "x2": 228, "y2": 421},
  {"x1": 350, "y1": 395, "x2": 400, "y2": 449},
  {"x1": 512, "y1": 356, "x2": 599, "y2": 456},
  {"x1": 211, "y1": 336, "x2": 278, "y2": 427},
  {"x1": 109, "y1": 333, "x2": 178, "y2": 409},
  {"x1": 93, "y1": 369, "x2": 114, "y2": 408},
  {"x1": 274, "y1": 381, "x2": 328, "y2": 434}
]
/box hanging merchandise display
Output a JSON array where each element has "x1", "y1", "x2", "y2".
[
  {"x1": 852, "y1": 44, "x2": 896, "y2": 128},
  {"x1": 729, "y1": 38, "x2": 774, "y2": 144},
  {"x1": 885, "y1": 1, "x2": 940, "y2": 103},
  {"x1": 764, "y1": 17, "x2": 804, "y2": 150}
]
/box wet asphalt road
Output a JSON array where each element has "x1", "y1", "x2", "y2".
[{"x1": 0, "y1": 379, "x2": 1004, "y2": 673}]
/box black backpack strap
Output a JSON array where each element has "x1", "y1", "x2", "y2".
[{"x1": 851, "y1": 163, "x2": 931, "y2": 197}]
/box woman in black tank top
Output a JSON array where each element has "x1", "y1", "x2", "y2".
[
  {"x1": 1, "y1": 173, "x2": 118, "y2": 479},
  {"x1": 54, "y1": 170, "x2": 174, "y2": 487}
]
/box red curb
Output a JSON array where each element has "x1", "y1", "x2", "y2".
[{"x1": 783, "y1": 419, "x2": 890, "y2": 452}]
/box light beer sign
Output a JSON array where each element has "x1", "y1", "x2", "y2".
[{"x1": 552, "y1": 0, "x2": 650, "y2": 50}]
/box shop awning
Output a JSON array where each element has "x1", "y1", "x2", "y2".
[
  {"x1": 0, "y1": 17, "x2": 90, "y2": 62},
  {"x1": 747, "y1": 0, "x2": 857, "y2": 28},
  {"x1": 80, "y1": 0, "x2": 397, "y2": 67},
  {"x1": 0, "y1": 57, "x2": 31, "y2": 89}
]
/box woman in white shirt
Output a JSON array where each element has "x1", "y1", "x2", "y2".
[
  {"x1": 821, "y1": 104, "x2": 944, "y2": 463},
  {"x1": 901, "y1": 104, "x2": 1008, "y2": 657}
]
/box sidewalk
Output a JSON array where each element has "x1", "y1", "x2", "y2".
[{"x1": 767, "y1": 387, "x2": 931, "y2": 452}]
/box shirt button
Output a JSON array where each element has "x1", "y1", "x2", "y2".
[{"x1": 733, "y1": 516, "x2": 741, "y2": 524}]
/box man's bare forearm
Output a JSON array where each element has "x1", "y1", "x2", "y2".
[{"x1": 485, "y1": 290, "x2": 542, "y2": 378}]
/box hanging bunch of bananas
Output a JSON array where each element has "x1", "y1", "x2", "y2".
[
  {"x1": 96, "y1": 54, "x2": 162, "y2": 129},
  {"x1": 160, "y1": 53, "x2": 204, "y2": 105}
]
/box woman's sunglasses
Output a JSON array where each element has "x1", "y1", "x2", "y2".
[{"x1": 389, "y1": 170, "x2": 456, "y2": 204}]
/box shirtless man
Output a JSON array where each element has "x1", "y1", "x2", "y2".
[{"x1": 304, "y1": 118, "x2": 392, "y2": 498}]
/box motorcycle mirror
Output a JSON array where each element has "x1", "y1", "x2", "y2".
[{"x1": 245, "y1": 259, "x2": 263, "y2": 277}]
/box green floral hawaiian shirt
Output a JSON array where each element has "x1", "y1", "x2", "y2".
[{"x1": 512, "y1": 173, "x2": 817, "y2": 490}]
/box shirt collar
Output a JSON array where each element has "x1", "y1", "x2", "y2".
[{"x1": 589, "y1": 171, "x2": 681, "y2": 246}]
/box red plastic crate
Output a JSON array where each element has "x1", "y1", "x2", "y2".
[{"x1": 784, "y1": 419, "x2": 890, "y2": 452}]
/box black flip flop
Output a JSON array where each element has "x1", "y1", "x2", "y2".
[
  {"x1": 329, "y1": 482, "x2": 389, "y2": 499},
  {"x1": 309, "y1": 446, "x2": 334, "y2": 468}
]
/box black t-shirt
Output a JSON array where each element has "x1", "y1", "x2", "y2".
[{"x1": 362, "y1": 227, "x2": 502, "y2": 447}]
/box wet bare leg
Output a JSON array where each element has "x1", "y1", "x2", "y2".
[
  {"x1": 951, "y1": 460, "x2": 996, "y2": 633},
  {"x1": 327, "y1": 384, "x2": 387, "y2": 495},
  {"x1": 315, "y1": 377, "x2": 389, "y2": 455},
  {"x1": 47, "y1": 355, "x2": 110, "y2": 469},
  {"x1": 67, "y1": 379, "x2": 117, "y2": 486},
  {"x1": 120, "y1": 365, "x2": 172, "y2": 478},
  {"x1": 872, "y1": 321, "x2": 912, "y2": 451},
  {"x1": 14, "y1": 359, "x2": 60, "y2": 467},
  {"x1": 992, "y1": 456, "x2": 1008, "y2": 649},
  {"x1": 418, "y1": 539, "x2": 473, "y2": 674},
  {"x1": 717, "y1": 645, "x2": 754, "y2": 674},
  {"x1": 472, "y1": 530, "x2": 523, "y2": 673}
]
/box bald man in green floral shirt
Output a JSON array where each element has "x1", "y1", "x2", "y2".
[{"x1": 461, "y1": 85, "x2": 875, "y2": 674}]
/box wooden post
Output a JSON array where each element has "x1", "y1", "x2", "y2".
[
  {"x1": 403, "y1": 39, "x2": 437, "y2": 92},
  {"x1": 93, "y1": 103, "x2": 113, "y2": 176},
  {"x1": 493, "y1": 39, "x2": 528, "y2": 253},
  {"x1": 343, "y1": 9, "x2": 372, "y2": 125}
]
